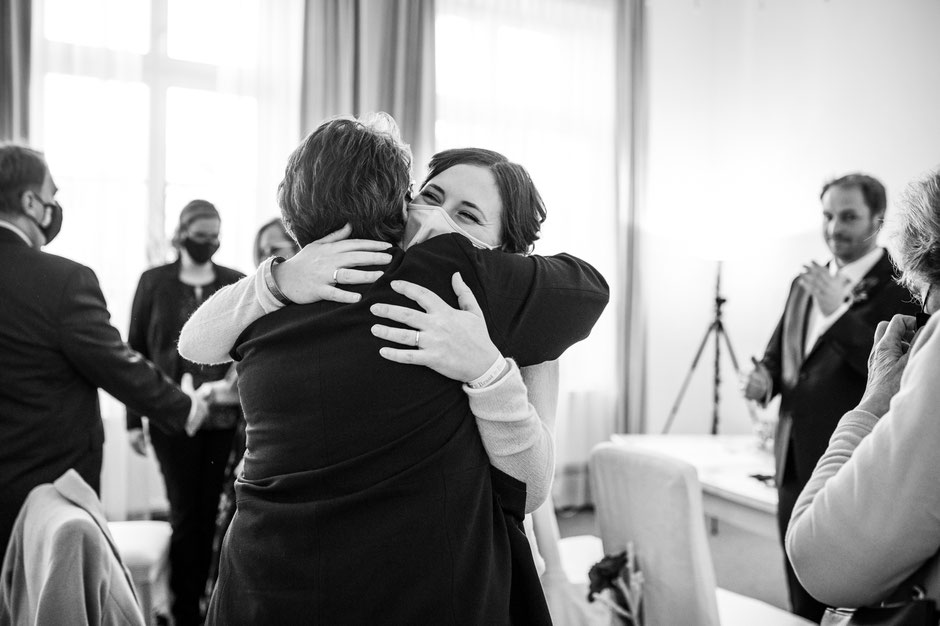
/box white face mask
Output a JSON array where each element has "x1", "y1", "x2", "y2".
[{"x1": 402, "y1": 203, "x2": 497, "y2": 251}]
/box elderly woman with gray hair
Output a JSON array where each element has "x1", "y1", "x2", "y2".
[{"x1": 786, "y1": 170, "x2": 940, "y2": 615}]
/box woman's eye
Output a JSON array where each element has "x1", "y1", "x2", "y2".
[
  {"x1": 457, "y1": 211, "x2": 482, "y2": 225},
  {"x1": 418, "y1": 193, "x2": 441, "y2": 206}
]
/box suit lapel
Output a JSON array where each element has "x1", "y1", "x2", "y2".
[{"x1": 782, "y1": 282, "x2": 812, "y2": 377}]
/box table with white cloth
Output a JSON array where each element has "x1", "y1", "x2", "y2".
[{"x1": 610, "y1": 434, "x2": 778, "y2": 540}]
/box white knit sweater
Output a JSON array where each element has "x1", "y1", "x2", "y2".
[{"x1": 786, "y1": 312, "x2": 940, "y2": 607}]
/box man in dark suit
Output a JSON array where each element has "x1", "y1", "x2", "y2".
[
  {"x1": 743, "y1": 173, "x2": 918, "y2": 622},
  {"x1": 0, "y1": 144, "x2": 208, "y2": 562}
]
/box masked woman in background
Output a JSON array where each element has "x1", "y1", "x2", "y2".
[{"x1": 126, "y1": 199, "x2": 245, "y2": 626}]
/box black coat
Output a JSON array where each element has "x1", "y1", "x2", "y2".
[
  {"x1": 0, "y1": 227, "x2": 191, "y2": 560},
  {"x1": 125, "y1": 259, "x2": 244, "y2": 429},
  {"x1": 207, "y1": 234, "x2": 609, "y2": 625},
  {"x1": 761, "y1": 250, "x2": 918, "y2": 485}
]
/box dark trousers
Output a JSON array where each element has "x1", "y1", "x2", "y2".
[
  {"x1": 777, "y1": 446, "x2": 827, "y2": 624},
  {"x1": 151, "y1": 427, "x2": 235, "y2": 626}
]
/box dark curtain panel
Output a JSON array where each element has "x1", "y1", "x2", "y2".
[{"x1": 0, "y1": 0, "x2": 31, "y2": 141}]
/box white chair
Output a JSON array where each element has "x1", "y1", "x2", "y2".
[
  {"x1": 528, "y1": 493, "x2": 610, "y2": 626},
  {"x1": 588, "y1": 442, "x2": 813, "y2": 626},
  {"x1": 108, "y1": 520, "x2": 171, "y2": 626}
]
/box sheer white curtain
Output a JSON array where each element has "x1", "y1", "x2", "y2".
[
  {"x1": 29, "y1": 0, "x2": 304, "y2": 519},
  {"x1": 435, "y1": 0, "x2": 621, "y2": 507}
]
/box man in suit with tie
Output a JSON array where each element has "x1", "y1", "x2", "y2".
[
  {"x1": 0, "y1": 144, "x2": 208, "y2": 563},
  {"x1": 742, "y1": 173, "x2": 918, "y2": 622}
]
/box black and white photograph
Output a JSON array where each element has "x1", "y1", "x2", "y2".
[{"x1": 2, "y1": 1, "x2": 939, "y2": 624}]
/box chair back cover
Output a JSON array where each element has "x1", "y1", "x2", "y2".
[
  {"x1": 589, "y1": 442, "x2": 721, "y2": 626},
  {"x1": 0, "y1": 470, "x2": 145, "y2": 625}
]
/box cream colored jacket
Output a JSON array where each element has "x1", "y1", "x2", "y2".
[
  {"x1": 787, "y1": 313, "x2": 940, "y2": 608},
  {"x1": 0, "y1": 470, "x2": 145, "y2": 625}
]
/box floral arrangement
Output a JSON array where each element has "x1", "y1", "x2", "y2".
[{"x1": 587, "y1": 542, "x2": 644, "y2": 626}]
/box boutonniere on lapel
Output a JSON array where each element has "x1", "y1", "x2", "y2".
[{"x1": 847, "y1": 276, "x2": 879, "y2": 305}]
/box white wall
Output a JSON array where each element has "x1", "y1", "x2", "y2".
[{"x1": 643, "y1": 0, "x2": 940, "y2": 434}]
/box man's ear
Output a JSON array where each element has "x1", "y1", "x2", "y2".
[{"x1": 19, "y1": 189, "x2": 33, "y2": 214}]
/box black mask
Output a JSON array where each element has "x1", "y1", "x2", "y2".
[
  {"x1": 24, "y1": 198, "x2": 63, "y2": 245},
  {"x1": 183, "y1": 238, "x2": 219, "y2": 264}
]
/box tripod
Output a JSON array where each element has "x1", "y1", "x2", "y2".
[{"x1": 662, "y1": 261, "x2": 755, "y2": 434}]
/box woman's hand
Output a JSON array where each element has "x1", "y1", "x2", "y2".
[
  {"x1": 369, "y1": 272, "x2": 501, "y2": 382},
  {"x1": 273, "y1": 224, "x2": 393, "y2": 304},
  {"x1": 856, "y1": 314, "x2": 918, "y2": 418}
]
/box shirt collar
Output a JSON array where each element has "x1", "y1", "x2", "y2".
[
  {"x1": 0, "y1": 219, "x2": 33, "y2": 246},
  {"x1": 829, "y1": 246, "x2": 883, "y2": 286}
]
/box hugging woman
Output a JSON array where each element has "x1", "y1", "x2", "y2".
[{"x1": 186, "y1": 114, "x2": 608, "y2": 625}]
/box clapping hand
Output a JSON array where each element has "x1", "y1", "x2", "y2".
[
  {"x1": 369, "y1": 273, "x2": 502, "y2": 382},
  {"x1": 182, "y1": 373, "x2": 210, "y2": 436},
  {"x1": 798, "y1": 261, "x2": 852, "y2": 315},
  {"x1": 856, "y1": 314, "x2": 918, "y2": 418},
  {"x1": 272, "y1": 224, "x2": 393, "y2": 305}
]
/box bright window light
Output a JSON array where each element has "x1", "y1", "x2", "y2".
[
  {"x1": 436, "y1": 0, "x2": 617, "y2": 392},
  {"x1": 43, "y1": 74, "x2": 149, "y2": 180},
  {"x1": 33, "y1": 0, "x2": 302, "y2": 325},
  {"x1": 165, "y1": 87, "x2": 259, "y2": 265},
  {"x1": 43, "y1": 0, "x2": 150, "y2": 54},
  {"x1": 167, "y1": 0, "x2": 259, "y2": 67}
]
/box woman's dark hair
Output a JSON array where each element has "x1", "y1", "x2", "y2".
[
  {"x1": 278, "y1": 114, "x2": 412, "y2": 247},
  {"x1": 421, "y1": 148, "x2": 546, "y2": 254},
  {"x1": 0, "y1": 144, "x2": 47, "y2": 217}
]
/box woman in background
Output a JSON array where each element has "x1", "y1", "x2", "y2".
[
  {"x1": 126, "y1": 200, "x2": 244, "y2": 626},
  {"x1": 253, "y1": 217, "x2": 299, "y2": 266},
  {"x1": 786, "y1": 170, "x2": 940, "y2": 613}
]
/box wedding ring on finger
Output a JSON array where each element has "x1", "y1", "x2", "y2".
[
  {"x1": 414, "y1": 330, "x2": 421, "y2": 347},
  {"x1": 331, "y1": 268, "x2": 340, "y2": 285}
]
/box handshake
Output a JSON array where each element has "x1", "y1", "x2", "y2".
[{"x1": 128, "y1": 373, "x2": 240, "y2": 456}]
